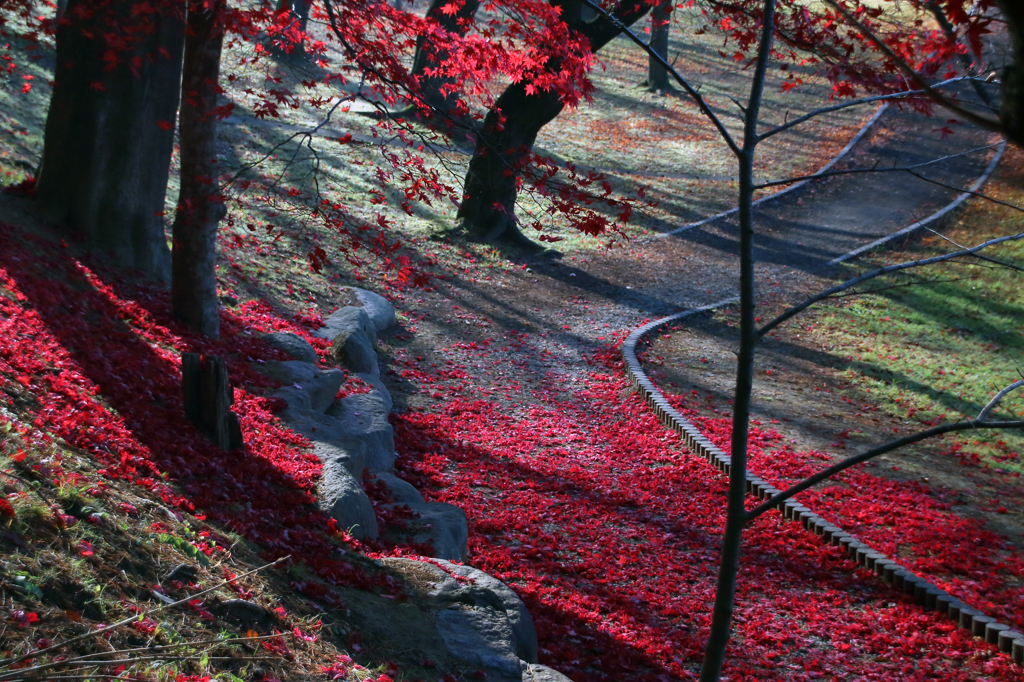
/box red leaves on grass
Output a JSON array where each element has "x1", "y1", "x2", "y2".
[{"x1": 390, "y1": 319, "x2": 1023, "y2": 680}]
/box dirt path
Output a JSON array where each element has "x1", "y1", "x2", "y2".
[
  {"x1": 393, "y1": 100, "x2": 1004, "y2": 449},
  {"x1": 378, "y1": 98, "x2": 1024, "y2": 678}
]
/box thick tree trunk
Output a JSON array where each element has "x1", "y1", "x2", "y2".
[
  {"x1": 408, "y1": 0, "x2": 481, "y2": 133},
  {"x1": 645, "y1": 0, "x2": 672, "y2": 92},
  {"x1": 457, "y1": 0, "x2": 651, "y2": 247},
  {"x1": 172, "y1": 0, "x2": 226, "y2": 338},
  {"x1": 998, "y1": 0, "x2": 1024, "y2": 147},
  {"x1": 36, "y1": 0, "x2": 184, "y2": 282},
  {"x1": 456, "y1": 85, "x2": 567, "y2": 249}
]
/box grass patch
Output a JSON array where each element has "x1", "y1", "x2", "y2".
[{"x1": 806, "y1": 145, "x2": 1024, "y2": 471}]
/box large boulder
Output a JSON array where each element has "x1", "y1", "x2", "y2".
[
  {"x1": 522, "y1": 665, "x2": 573, "y2": 682},
  {"x1": 318, "y1": 458, "x2": 378, "y2": 540},
  {"x1": 383, "y1": 500, "x2": 468, "y2": 561},
  {"x1": 315, "y1": 306, "x2": 377, "y2": 347},
  {"x1": 283, "y1": 407, "x2": 395, "y2": 474},
  {"x1": 260, "y1": 332, "x2": 319, "y2": 365},
  {"x1": 350, "y1": 287, "x2": 397, "y2": 333},
  {"x1": 436, "y1": 608, "x2": 525, "y2": 679},
  {"x1": 353, "y1": 372, "x2": 393, "y2": 412},
  {"x1": 330, "y1": 329, "x2": 378, "y2": 377},
  {"x1": 312, "y1": 441, "x2": 369, "y2": 479},
  {"x1": 430, "y1": 560, "x2": 538, "y2": 664},
  {"x1": 367, "y1": 471, "x2": 423, "y2": 505},
  {"x1": 383, "y1": 558, "x2": 540, "y2": 682},
  {"x1": 325, "y1": 393, "x2": 395, "y2": 471},
  {"x1": 255, "y1": 361, "x2": 343, "y2": 413}
]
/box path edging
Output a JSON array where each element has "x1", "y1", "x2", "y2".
[
  {"x1": 623, "y1": 133, "x2": 1023, "y2": 661},
  {"x1": 828, "y1": 140, "x2": 1008, "y2": 264},
  {"x1": 622, "y1": 306, "x2": 1024, "y2": 663},
  {"x1": 654, "y1": 103, "x2": 889, "y2": 238}
]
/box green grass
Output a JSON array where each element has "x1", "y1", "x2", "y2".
[{"x1": 807, "y1": 147, "x2": 1024, "y2": 471}]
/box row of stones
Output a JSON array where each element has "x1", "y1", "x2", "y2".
[{"x1": 621, "y1": 305, "x2": 1024, "y2": 664}]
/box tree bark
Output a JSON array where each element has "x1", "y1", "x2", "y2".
[
  {"x1": 456, "y1": 85, "x2": 567, "y2": 249},
  {"x1": 645, "y1": 0, "x2": 672, "y2": 92},
  {"x1": 172, "y1": 0, "x2": 226, "y2": 338},
  {"x1": 998, "y1": 0, "x2": 1024, "y2": 147},
  {"x1": 409, "y1": 0, "x2": 481, "y2": 129},
  {"x1": 700, "y1": 1, "x2": 774, "y2": 680},
  {"x1": 182, "y1": 352, "x2": 244, "y2": 450},
  {"x1": 36, "y1": 0, "x2": 185, "y2": 282},
  {"x1": 457, "y1": 0, "x2": 651, "y2": 248}
]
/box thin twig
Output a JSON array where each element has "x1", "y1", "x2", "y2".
[
  {"x1": 978, "y1": 381, "x2": 1024, "y2": 421},
  {"x1": 753, "y1": 143, "x2": 1002, "y2": 190},
  {"x1": 578, "y1": 0, "x2": 741, "y2": 157},
  {"x1": 0, "y1": 557, "x2": 289, "y2": 671},
  {"x1": 820, "y1": 0, "x2": 1002, "y2": 134},
  {"x1": 745, "y1": 417, "x2": 1024, "y2": 523},
  {"x1": 757, "y1": 231, "x2": 1024, "y2": 338},
  {"x1": 924, "y1": 227, "x2": 1024, "y2": 274},
  {"x1": 757, "y1": 76, "x2": 973, "y2": 141},
  {"x1": 0, "y1": 632, "x2": 289, "y2": 681}
]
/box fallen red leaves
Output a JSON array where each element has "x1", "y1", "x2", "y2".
[
  {"x1": 2, "y1": 219, "x2": 1022, "y2": 679},
  {"x1": 0, "y1": 225, "x2": 399, "y2": 601},
  {"x1": 392, "y1": 326, "x2": 1024, "y2": 680}
]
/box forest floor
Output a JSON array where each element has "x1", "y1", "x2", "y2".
[{"x1": 2, "y1": 7, "x2": 1024, "y2": 680}]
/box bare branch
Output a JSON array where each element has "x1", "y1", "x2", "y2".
[
  {"x1": 925, "y1": 227, "x2": 1024, "y2": 274},
  {"x1": 753, "y1": 143, "x2": 1002, "y2": 190},
  {"x1": 820, "y1": 0, "x2": 1002, "y2": 134},
  {"x1": 978, "y1": 381, "x2": 1024, "y2": 421},
  {"x1": 579, "y1": 0, "x2": 742, "y2": 157},
  {"x1": 757, "y1": 77, "x2": 974, "y2": 142},
  {"x1": 757, "y1": 231, "x2": 1024, "y2": 338},
  {"x1": 745, "y1": 417, "x2": 1024, "y2": 524}
]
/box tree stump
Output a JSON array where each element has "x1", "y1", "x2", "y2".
[{"x1": 182, "y1": 352, "x2": 244, "y2": 450}]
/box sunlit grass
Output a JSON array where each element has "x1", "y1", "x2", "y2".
[{"x1": 810, "y1": 147, "x2": 1024, "y2": 471}]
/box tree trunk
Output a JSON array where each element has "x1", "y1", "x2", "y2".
[
  {"x1": 36, "y1": 0, "x2": 185, "y2": 282},
  {"x1": 700, "y1": 1, "x2": 775, "y2": 680},
  {"x1": 998, "y1": 0, "x2": 1024, "y2": 147},
  {"x1": 645, "y1": 0, "x2": 672, "y2": 92},
  {"x1": 274, "y1": 0, "x2": 311, "y2": 57},
  {"x1": 408, "y1": 0, "x2": 481, "y2": 133},
  {"x1": 457, "y1": 0, "x2": 651, "y2": 247},
  {"x1": 172, "y1": 0, "x2": 226, "y2": 338},
  {"x1": 182, "y1": 352, "x2": 244, "y2": 450},
  {"x1": 456, "y1": 85, "x2": 567, "y2": 249}
]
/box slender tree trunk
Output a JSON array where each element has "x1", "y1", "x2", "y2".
[
  {"x1": 645, "y1": 0, "x2": 672, "y2": 92},
  {"x1": 172, "y1": 0, "x2": 226, "y2": 338},
  {"x1": 410, "y1": 0, "x2": 481, "y2": 128},
  {"x1": 458, "y1": 0, "x2": 651, "y2": 247},
  {"x1": 700, "y1": 1, "x2": 775, "y2": 680},
  {"x1": 274, "y1": 0, "x2": 311, "y2": 57},
  {"x1": 36, "y1": 0, "x2": 185, "y2": 282}
]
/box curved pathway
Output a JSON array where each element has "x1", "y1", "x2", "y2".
[
  {"x1": 390, "y1": 91, "x2": 1018, "y2": 679},
  {"x1": 617, "y1": 103, "x2": 1020, "y2": 658}
]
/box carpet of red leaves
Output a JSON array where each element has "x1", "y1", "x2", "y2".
[
  {"x1": 393, "y1": 338, "x2": 1024, "y2": 680},
  {"x1": 1, "y1": 222, "x2": 1021, "y2": 680},
  {"x1": 0, "y1": 225, "x2": 404, "y2": 603}
]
